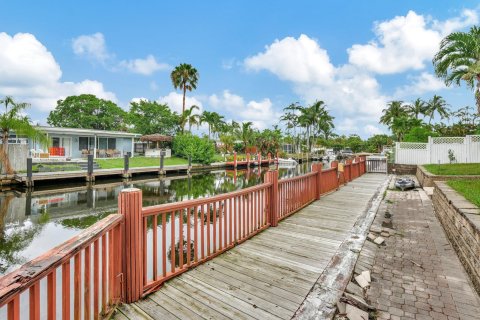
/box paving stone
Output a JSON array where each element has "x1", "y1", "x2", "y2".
[
  {"x1": 374, "y1": 236, "x2": 385, "y2": 245},
  {"x1": 362, "y1": 190, "x2": 480, "y2": 320},
  {"x1": 345, "y1": 303, "x2": 369, "y2": 320}
]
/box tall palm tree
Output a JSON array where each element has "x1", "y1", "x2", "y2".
[
  {"x1": 179, "y1": 105, "x2": 200, "y2": 133},
  {"x1": 170, "y1": 63, "x2": 199, "y2": 114},
  {"x1": 236, "y1": 122, "x2": 254, "y2": 151},
  {"x1": 200, "y1": 111, "x2": 225, "y2": 140},
  {"x1": 407, "y1": 98, "x2": 427, "y2": 119},
  {"x1": 425, "y1": 95, "x2": 450, "y2": 124},
  {"x1": 433, "y1": 26, "x2": 480, "y2": 114},
  {"x1": 380, "y1": 101, "x2": 407, "y2": 127},
  {"x1": 0, "y1": 96, "x2": 46, "y2": 174}
]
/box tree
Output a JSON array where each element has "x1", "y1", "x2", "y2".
[
  {"x1": 404, "y1": 126, "x2": 438, "y2": 142},
  {"x1": 425, "y1": 95, "x2": 449, "y2": 124},
  {"x1": 170, "y1": 63, "x2": 199, "y2": 114},
  {"x1": 390, "y1": 117, "x2": 422, "y2": 142},
  {"x1": 200, "y1": 111, "x2": 225, "y2": 140},
  {"x1": 433, "y1": 26, "x2": 480, "y2": 114},
  {"x1": 0, "y1": 97, "x2": 46, "y2": 174},
  {"x1": 346, "y1": 134, "x2": 364, "y2": 153},
  {"x1": 179, "y1": 105, "x2": 200, "y2": 133},
  {"x1": 128, "y1": 100, "x2": 179, "y2": 135},
  {"x1": 236, "y1": 122, "x2": 254, "y2": 151},
  {"x1": 366, "y1": 134, "x2": 392, "y2": 153},
  {"x1": 47, "y1": 94, "x2": 126, "y2": 131},
  {"x1": 407, "y1": 98, "x2": 427, "y2": 119},
  {"x1": 380, "y1": 101, "x2": 407, "y2": 127}
]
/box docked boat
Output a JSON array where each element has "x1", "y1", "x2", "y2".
[{"x1": 277, "y1": 158, "x2": 298, "y2": 167}]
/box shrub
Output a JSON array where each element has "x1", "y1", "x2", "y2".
[{"x1": 173, "y1": 133, "x2": 215, "y2": 164}]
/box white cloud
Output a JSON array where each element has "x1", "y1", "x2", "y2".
[
  {"x1": 364, "y1": 124, "x2": 384, "y2": 136},
  {"x1": 119, "y1": 55, "x2": 170, "y2": 75},
  {"x1": 0, "y1": 32, "x2": 117, "y2": 112},
  {"x1": 158, "y1": 91, "x2": 203, "y2": 114},
  {"x1": 72, "y1": 32, "x2": 110, "y2": 62},
  {"x1": 245, "y1": 34, "x2": 335, "y2": 85},
  {"x1": 395, "y1": 72, "x2": 447, "y2": 97},
  {"x1": 207, "y1": 90, "x2": 280, "y2": 129},
  {"x1": 347, "y1": 10, "x2": 478, "y2": 74},
  {"x1": 337, "y1": 118, "x2": 359, "y2": 133}
]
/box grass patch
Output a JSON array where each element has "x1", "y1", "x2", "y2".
[
  {"x1": 96, "y1": 156, "x2": 189, "y2": 169},
  {"x1": 423, "y1": 163, "x2": 480, "y2": 175},
  {"x1": 447, "y1": 180, "x2": 480, "y2": 207}
]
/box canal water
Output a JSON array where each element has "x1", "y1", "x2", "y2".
[{"x1": 0, "y1": 162, "x2": 324, "y2": 275}]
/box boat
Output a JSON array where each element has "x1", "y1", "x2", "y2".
[
  {"x1": 394, "y1": 178, "x2": 416, "y2": 191},
  {"x1": 277, "y1": 158, "x2": 298, "y2": 167}
]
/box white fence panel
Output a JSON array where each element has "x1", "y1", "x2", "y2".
[
  {"x1": 430, "y1": 137, "x2": 467, "y2": 164},
  {"x1": 395, "y1": 142, "x2": 430, "y2": 164},
  {"x1": 394, "y1": 135, "x2": 480, "y2": 165},
  {"x1": 469, "y1": 135, "x2": 480, "y2": 163}
]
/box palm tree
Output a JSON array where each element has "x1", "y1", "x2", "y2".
[
  {"x1": 433, "y1": 26, "x2": 480, "y2": 114},
  {"x1": 200, "y1": 111, "x2": 225, "y2": 140},
  {"x1": 0, "y1": 97, "x2": 46, "y2": 174},
  {"x1": 170, "y1": 63, "x2": 199, "y2": 114},
  {"x1": 179, "y1": 105, "x2": 200, "y2": 133},
  {"x1": 236, "y1": 122, "x2": 254, "y2": 151},
  {"x1": 407, "y1": 98, "x2": 427, "y2": 119},
  {"x1": 380, "y1": 101, "x2": 408, "y2": 127},
  {"x1": 425, "y1": 95, "x2": 450, "y2": 124}
]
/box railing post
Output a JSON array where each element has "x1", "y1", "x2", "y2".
[
  {"x1": 118, "y1": 188, "x2": 143, "y2": 303},
  {"x1": 264, "y1": 170, "x2": 279, "y2": 227},
  {"x1": 346, "y1": 159, "x2": 352, "y2": 182},
  {"x1": 312, "y1": 163, "x2": 322, "y2": 200},
  {"x1": 331, "y1": 160, "x2": 340, "y2": 190},
  {"x1": 257, "y1": 152, "x2": 261, "y2": 166}
]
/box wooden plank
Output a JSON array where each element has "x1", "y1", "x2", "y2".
[
  {"x1": 161, "y1": 283, "x2": 230, "y2": 320},
  {"x1": 118, "y1": 303, "x2": 154, "y2": 320},
  {"x1": 149, "y1": 291, "x2": 204, "y2": 320},
  {"x1": 218, "y1": 251, "x2": 316, "y2": 288},
  {"x1": 177, "y1": 274, "x2": 280, "y2": 320},
  {"x1": 185, "y1": 270, "x2": 297, "y2": 319},
  {"x1": 134, "y1": 298, "x2": 179, "y2": 320},
  {"x1": 194, "y1": 264, "x2": 303, "y2": 308},
  {"x1": 169, "y1": 277, "x2": 256, "y2": 320}
]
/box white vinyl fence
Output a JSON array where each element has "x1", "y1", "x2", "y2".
[{"x1": 395, "y1": 135, "x2": 480, "y2": 165}]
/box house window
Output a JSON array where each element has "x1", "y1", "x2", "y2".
[
  {"x1": 79, "y1": 137, "x2": 94, "y2": 151},
  {"x1": 52, "y1": 137, "x2": 60, "y2": 147},
  {"x1": 108, "y1": 138, "x2": 116, "y2": 149},
  {"x1": 98, "y1": 137, "x2": 117, "y2": 149}
]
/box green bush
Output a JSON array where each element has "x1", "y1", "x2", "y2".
[{"x1": 173, "y1": 133, "x2": 215, "y2": 164}]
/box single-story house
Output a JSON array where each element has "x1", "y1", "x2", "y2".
[{"x1": 29, "y1": 126, "x2": 142, "y2": 159}]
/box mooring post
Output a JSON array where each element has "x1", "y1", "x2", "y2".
[
  {"x1": 257, "y1": 152, "x2": 261, "y2": 166},
  {"x1": 159, "y1": 150, "x2": 165, "y2": 175},
  {"x1": 123, "y1": 154, "x2": 131, "y2": 179},
  {"x1": 264, "y1": 170, "x2": 279, "y2": 227},
  {"x1": 118, "y1": 188, "x2": 143, "y2": 303},
  {"x1": 86, "y1": 154, "x2": 95, "y2": 182},
  {"x1": 26, "y1": 157, "x2": 33, "y2": 188},
  {"x1": 246, "y1": 153, "x2": 250, "y2": 167},
  {"x1": 233, "y1": 151, "x2": 237, "y2": 168},
  {"x1": 268, "y1": 152, "x2": 271, "y2": 164},
  {"x1": 188, "y1": 156, "x2": 192, "y2": 173}
]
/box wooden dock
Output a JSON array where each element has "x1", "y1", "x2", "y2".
[
  {"x1": 13, "y1": 163, "x2": 227, "y2": 185},
  {"x1": 115, "y1": 174, "x2": 388, "y2": 320}
]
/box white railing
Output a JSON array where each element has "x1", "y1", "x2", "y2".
[{"x1": 395, "y1": 135, "x2": 480, "y2": 164}]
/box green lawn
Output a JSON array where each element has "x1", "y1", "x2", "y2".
[
  {"x1": 96, "y1": 156, "x2": 189, "y2": 169},
  {"x1": 423, "y1": 163, "x2": 480, "y2": 175},
  {"x1": 447, "y1": 180, "x2": 480, "y2": 207}
]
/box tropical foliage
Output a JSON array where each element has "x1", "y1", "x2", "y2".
[
  {"x1": 128, "y1": 100, "x2": 179, "y2": 135},
  {"x1": 172, "y1": 133, "x2": 215, "y2": 164},
  {"x1": 433, "y1": 26, "x2": 480, "y2": 114},
  {"x1": 0, "y1": 97, "x2": 46, "y2": 174},
  {"x1": 47, "y1": 94, "x2": 127, "y2": 131},
  {"x1": 170, "y1": 63, "x2": 199, "y2": 114}
]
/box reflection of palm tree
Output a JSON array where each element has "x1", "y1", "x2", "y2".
[{"x1": 167, "y1": 236, "x2": 195, "y2": 267}]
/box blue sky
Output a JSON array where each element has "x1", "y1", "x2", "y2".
[{"x1": 1, "y1": 1, "x2": 479, "y2": 137}]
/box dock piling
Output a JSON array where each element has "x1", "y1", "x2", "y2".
[
  {"x1": 86, "y1": 154, "x2": 95, "y2": 182},
  {"x1": 123, "y1": 154, "x2": 131, "y2": 179},
  {"x1": 26, "y1": 157, "x2": 33, "y2": 188},
  {"x1": 159, "y1": 151, "x2": 165, "y2": 175}
]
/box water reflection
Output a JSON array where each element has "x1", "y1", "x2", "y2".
[{"x1": 0, "y1": 162, "x2": 321, "y2": 274}]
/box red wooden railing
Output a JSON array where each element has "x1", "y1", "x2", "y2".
[
  {"x1": 0, "y1": 214, "x2": 124, "y2": 320},
  {"x1": 0, "y1": 157, "x2": 367, "y2": 318}
]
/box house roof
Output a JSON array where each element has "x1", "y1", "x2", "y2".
[
  {"x1": 139, "y1": 134, "x2": 173, "y2": 142},
  {"x1": 37, "y1": 126, "x2": 141, "y2": 138}
]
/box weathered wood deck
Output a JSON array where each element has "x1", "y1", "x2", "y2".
[{"x1": 115, "y1": 173, "x2": 388, "y2": 320}]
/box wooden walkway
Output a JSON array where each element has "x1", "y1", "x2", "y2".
[{"x1": 115, "y1": 174, "x2": 388, "y2": 320}]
